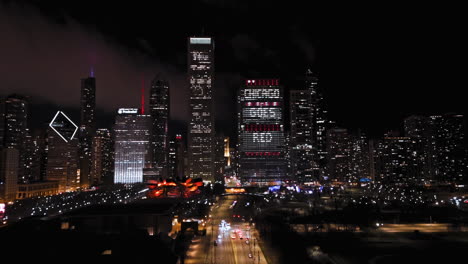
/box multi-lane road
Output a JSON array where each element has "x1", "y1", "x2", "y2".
[{"x1": 186, "y1": 195, "x2": 268, "y2": 264}]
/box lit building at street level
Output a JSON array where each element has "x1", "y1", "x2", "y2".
[
  {"x1": 188, "y1": 36, "x2": 215, "y2": 182},
  {"x1": 2, "y1": 94, "x2": 29, "y2": 183},
  {"x1": 113, "y1": 108, "x2": 151, "y2": 184},
  {"x1": 149, "y1": 77, "x2": 170, "y2": 178},
  {"x1": 0, "y1": 148, "x2": 19, "y2": 203},
  {"x1": 238, "y1": 79, "x2": 287, "y2": 186},
  {"x1": 91, "y1": 129, "x2": 113, "y2": 185},
  {"x1": 79, "y1": 73, "x2": 96, "y2": 188}
]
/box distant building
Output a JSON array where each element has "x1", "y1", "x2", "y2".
[
  {"x1": 91, "y1": 129, "x2": 113, "y2": 185},
  {"x1": 326, "y1": 128, "x2": 351, "y2": 183},
  {"x1": 213, "y1": 135, "x2": 227, "y2": 182},
  {"x1": 307, "y1": 71, "x2": 329, "y2": 180},
  {"x1": 188, "y1": 36, "x2": 215, "y2": 181},
  {"x1": 113, "y1": 108, "x2": 151, "y2": 184},
  {"x1": 149, "y1": 78, "x2": 170, "y2": 178},
  {"x1": 79, "y1": 74, "x2": 96, "y2": 188},
  {"x1": 374, "y1": 136, "x2": 418, "y2": 184},
  {"x1": 429, "y1": 114, "x2": 468, "y2": 184},
  {"x1": 348, "y1": 132, "x2": 372, "y2": 182},
  {"x1": 46, "y1": 127, "x2": 79, "y2": 192},
  {"x1": 404, "y1": 115, "x2": 432, "y2": 182},
  {"x1": 290, "y1": 87, "x2": 314, "y2": 183},
  {"x1": 238, "y1": 79, "x2": 287, "y2": 186},
  {"x1": 0, "y1": 148, "x2": 19, "y2": 203},
  {"x1": 168, "y1": 134, "x2": 186, "y2": 179},
  {"x1": 3, "y1": 94, "x2": 28, "y2": 183}
]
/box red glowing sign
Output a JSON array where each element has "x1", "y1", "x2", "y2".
[
  {"x1": 244, "y1": 124, "x2": 280, "y2": 131},
  {"x1": 246, "y1": 79, "x2": 280, "y2": 86}
]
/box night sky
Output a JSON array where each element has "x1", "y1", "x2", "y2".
[{"x1": 1, "y1": 0, "x2": 467, "y2": 140}]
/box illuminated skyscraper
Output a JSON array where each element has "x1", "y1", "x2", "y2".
[
  {"x1": 404, "y1": 115, "x2": 432, "y2": 182},
  {"x1": 290, "y1": 89, "x2": 314, "y2": 183},
  {"x1": 238, "y1": 79, "x2": 286, "y2": 186},
  {"x1": 3, "y1": 94, "x2": 28, "y2": 183},
  {"x1": 428, "y1": 114, "x2": 468, "y2": 184},
  {"x1": 187, "y1": 36, "x2": 215, "y2": 181},
  {"x1": 113, "y1": 108, "x2": 151, "y2": 184},
  {"x1": 326, "y1": 128, "x2": 351, "y2": 183},
  {"x1": 305, "y1": 71, "x2": 329, "y2": 180},
  {"x1": 91, "y1": 129, "x2": 113, "y2": 185},
  {"x1": 149, "y1": 77, "x2": 170, "y2": 178},
  {"x1": 46, "y1": 114, "x2": 80, "y2": 192},
  {"x1": 374, "y1": 135, "x2": 418, "y2": 184},
  {"x1": 79, "y1": 73, "x2": 96, "y2": 188}
]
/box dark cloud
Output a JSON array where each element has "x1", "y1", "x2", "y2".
[
  {"x1": 0, "y1": 3, "x2": 188, "y2": 124},
  {"x1": 231, "y1": 34, "x2": 260, "y2": 62}
]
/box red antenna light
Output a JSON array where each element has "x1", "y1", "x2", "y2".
[{"x1": 141, "y1": 76, "x2": 145, "y2": 115}]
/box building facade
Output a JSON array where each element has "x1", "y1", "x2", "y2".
[
  {"x1": 79, "y1": 74, "x2": 96, "y2": 188},
  {"x1": 113, "y1": 108, "x2": 151, "y2": 184},
  {"x1": 0, "y1": 148, "x2": 19, "y2": 203},
  {"x1": 290, "y1": 88, "x2": 314, "y2": 183},
  {"x1": 187, "y1": 37, "x2": 215, "y2": 181},
  {"x1": 46, "y1": 126, "x2": 79, "y2": 192},
  {"x1": 149, "y1": 78, "x2": 170, "y2": 178},
  {"x1": 91, "y1": 128, "x2": 113, "y2": 185},
  {"x1": 238, "y1": 79, "x2": 287, "y2": 186},
  {"x1": 3, "y1": 94, "x2": 28, "y2": 183},
  {"x1": 429, "y1": 114, "x2": 468, "y2": 184}
]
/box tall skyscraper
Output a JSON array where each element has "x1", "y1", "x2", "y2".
[
  {"x1": 23, "y1": 128, "x2": 44, "y2": 182},
  {"x1": 326, "y1": 128, "x2": 351, "y2": 183},
  {"x1": 306, "y1": 71, "x2": 329, "y2": 180},
  {"x1": 3, "y1": 94, "x2": 28, "y2": 183},
  {"x1": 348, "y1": 132, "x2": 372, "y2": 182},
  {"x1": 0, "y1": 148, "x2": 19, "y2": 203},
  {"x1": 238, "y1": 79, "x2": 286, "y2": 186},
  {"x1": 404, "y1": 115, "x2": 432, "y2": 182},
  {"x1": 290, "y1": 89, "x2": 314, "y2": 183},
  {"x1": 113, "y1": 108, "x2": 151, "y2": 184},
  {"x1": 79, "y1": 74, "x2": 96, "y2": 188},
  {"x1": 188, "y1": 36, "x2": 215, "y2": 181},
  {"x1": 91, "y1": 129, "x2": 113, "y2": 185},
  {"x1": 429, "y1": 114, "x2": 468, "y2": 184},
  {"x1": 46, "y1": 116, "x2": 80, "y2": 193},
  {"x1": 149, "y1": 77, "x2": 170, "y2": 178}
]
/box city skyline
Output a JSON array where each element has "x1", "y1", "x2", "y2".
[{"x1": 1, "y1": 1, "x2": 467, "y2": 140}]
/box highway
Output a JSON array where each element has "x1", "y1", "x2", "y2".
[{"x1": 185, "y1": 195, "x2": 268, "y2": 264}]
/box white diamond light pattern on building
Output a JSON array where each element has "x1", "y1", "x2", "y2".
[{"x1": 49, "y1": 111, "x2": 78, "y2": 143}]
